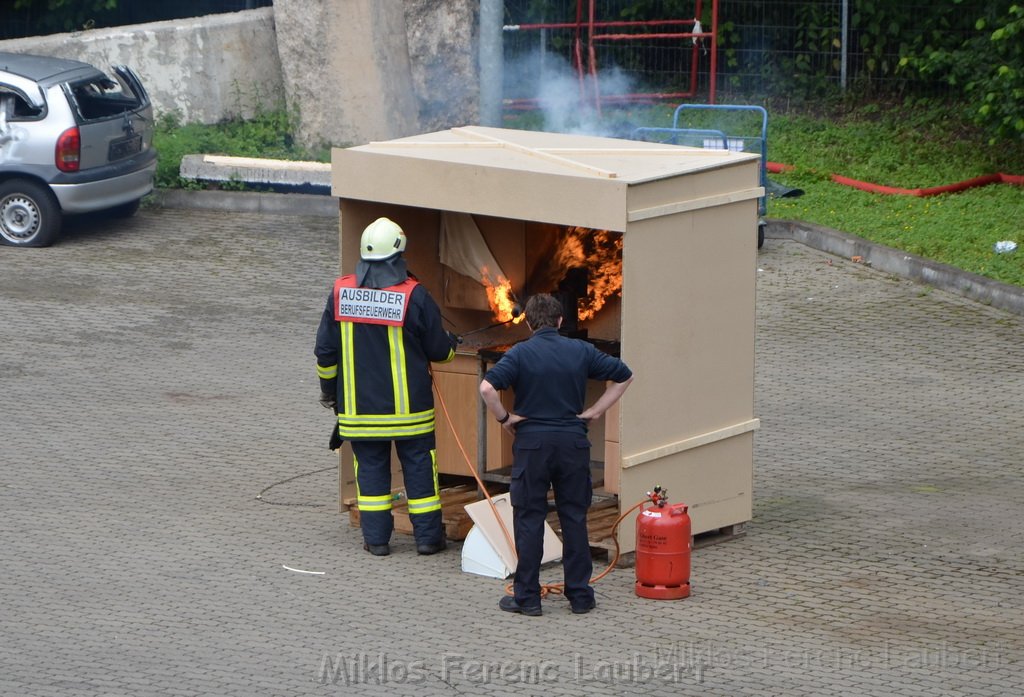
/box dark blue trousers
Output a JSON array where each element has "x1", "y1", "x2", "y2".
[
  {"x1": 509, "y1": 431, "x2": 595, "y2": 608},
  {"x1": 351, "y1": 436, "x2": 443, "y2": 547}
]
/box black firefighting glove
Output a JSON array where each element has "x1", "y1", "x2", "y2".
[
  {"x1": 447, "y1": 330, "x2": 463, "y2": 346},
  {"x1": 319, "y1": 391, "x2": 336, "y2": 410},
  {"x1": 328, "y1": 424, "x2": 342, "y2": 451}
]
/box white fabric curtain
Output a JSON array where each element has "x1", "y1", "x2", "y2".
[{"x1": 439, "y1": 211, "x2": 507, "y2": 286}]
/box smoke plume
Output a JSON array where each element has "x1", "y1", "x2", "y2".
[{"x1": 505, "y1": 49, "x2": 635, "y2": 136}]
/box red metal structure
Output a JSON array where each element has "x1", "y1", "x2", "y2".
[{"x1": 503, "y1": 0, "x2": 719, "y2": 111}]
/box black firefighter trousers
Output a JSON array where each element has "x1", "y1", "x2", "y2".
[
  {"x1": 509, "y1": 431, "x2": 596, "y2": 609},
  {"x1": 351, "y1": 436, "x2": 443, "y2": 547}
]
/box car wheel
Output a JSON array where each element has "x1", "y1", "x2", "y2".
[
  {"x1": 0, "y1": 180, "x2": 62, "y2": 247},
  {"x1": 108, "y1": 198, "x2": 141, "y2": 219}
]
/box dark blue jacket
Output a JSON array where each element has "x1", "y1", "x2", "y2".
[
  {"x1": 483, "y1": 327, "x2": 632, "y2": 435},
  {"x1": 315, "y1": 277, "x2": 455, "y2": 440}
]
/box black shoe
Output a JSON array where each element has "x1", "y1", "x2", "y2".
[
  {"x1": 363, "y1": 542, "x2": 391, "y2": 556},
  {"x1": 570, "y1": 599, "x2": 597, "y2": 614},
  {"x1": 416, "y1": 539, "x2": 447, "y2": 555},
  {"x1": 498, "y1": 595, "x2": 542, "y2": 616}
]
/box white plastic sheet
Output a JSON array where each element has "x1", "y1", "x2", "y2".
[{"x1": 439, "y1": 211, "x2": 507, "y2": 286}]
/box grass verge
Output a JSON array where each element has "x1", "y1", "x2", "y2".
[
  {"x1": 509, "y1": 102, "x2": 1024, "y2": 288},
  {"x1": 154, "y1": 102, "x2": 1024, "y2": 288},
  {"x1": 763, "y1": 103, "x2": 1023, "y2": 288}
]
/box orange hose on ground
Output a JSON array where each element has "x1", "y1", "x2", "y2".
[
  {"x1": 767, "y1": 161, "x2": 1024, "y2": 197},
  {"x1": 430, "y1": 372, "x2": 516, "y2": 558},
  {"x1": 830, "y1": 172, "x2": 1002, "y2": 196}
]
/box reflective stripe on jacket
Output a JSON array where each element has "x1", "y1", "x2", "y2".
[{"x1": 315, "y1": 273, "x2": 455, "y2": 441}]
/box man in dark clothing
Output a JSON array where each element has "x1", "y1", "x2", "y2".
[
  {"x1": 315, "y1": 217, "x2": 458, "y2": 557},
  {"x1": 480, "y1": 294, "x2": 633, "y2": 615}
]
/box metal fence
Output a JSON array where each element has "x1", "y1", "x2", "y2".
[
  {"x1": 502, "y1": 0, "x2": 969, "y2": 107},
  {"x1": 502, "y1": 0, "x2": 710, "y2": 106},
  {"x1": 4, "y1": 1, "x2": 971, "y2": 105}
]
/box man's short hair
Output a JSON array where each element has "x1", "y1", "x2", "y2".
[{"x1": 525, "y1": 294, "x2": 562, "y2": 329}]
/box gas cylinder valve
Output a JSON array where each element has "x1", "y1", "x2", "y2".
[{"x1": 646, "y1": 485, "x2": 668, "y2": 507}]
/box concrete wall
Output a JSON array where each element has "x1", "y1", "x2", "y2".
[
  {"x1": 0, "y1": 3, "x2": 480, "y2": 149},
  {"x1": 0, "y1": 9, "x2": 284, "y2": 125},
  {"x1": 274, "y1": 0, "x2": 420, "y2": 147},
  {"x1": 404, "y1": 0, "x2": 479, "y2": 134},
  {"x1": 273, "y1": 0, "x2": 479, "y2": 148}
]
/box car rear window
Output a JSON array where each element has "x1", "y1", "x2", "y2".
[
  {"x1": 67, "y1": 73, "x2": 143, "y2": 122},
  {"x1": 0, "y1": 90, "x2": 43, "y2": 120}
]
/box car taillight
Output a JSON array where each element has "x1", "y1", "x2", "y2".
[{"x1": 55, "y1": 127, "x2": 81, "y2": 172}]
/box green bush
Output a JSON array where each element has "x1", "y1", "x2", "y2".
[{"x1": 152, "y1": 108, "x2": 328, "y2": 189}]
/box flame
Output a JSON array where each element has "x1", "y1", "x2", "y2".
[
  {"x1": 555, "y1": 226, "x2": 623, "y2": 321},
  {"x1": 481, "y1": 266, "x2": 524, "y2": 323},
  {"x1": 478, "y1": 226, "x2": 622, "y2": 324}
]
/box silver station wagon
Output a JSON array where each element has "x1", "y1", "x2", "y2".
[{"x1": 0, "y1": 51, "x2": 156, "y2": 247}]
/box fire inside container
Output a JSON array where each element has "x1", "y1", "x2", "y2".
[{"x1": 478, "y1": 224, "x2": 623, "y2": 340}]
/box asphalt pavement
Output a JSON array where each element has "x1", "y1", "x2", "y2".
[{"x1": 1, "y1": 197, "x2": 1021, "y2": 696}]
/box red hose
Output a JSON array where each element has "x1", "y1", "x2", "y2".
[{"x1": 768, "y1": 162, "x2": 1024, "y2": 197}]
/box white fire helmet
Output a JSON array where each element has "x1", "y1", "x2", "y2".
[{"x1": 360, "y1": 217, "x2": 407, "y2": 261}]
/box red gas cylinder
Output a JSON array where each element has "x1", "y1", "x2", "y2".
[{"x1": 635, "y1": 486, "x2": 691, "y2": 599}]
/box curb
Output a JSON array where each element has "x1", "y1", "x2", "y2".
[
  {"x1": 151, "y1": 189, "x2": 338, "y2": 217},
  {"x1": 766, "y1": 219, "x2": 1024, "y2": 317},
  {"x1": 179, "y1": 154, "x2": 332, "y2": 190},
  {"x1": 148, "y1": 190, "x2": 1023, "y2": 318}
]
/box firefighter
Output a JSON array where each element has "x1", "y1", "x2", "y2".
[
  {"x1": 480, "y1": 294, "x2": 633, "y2": 615},
  {"x1": 315, "y1": 217, "x2": 458, "y2": 556}
]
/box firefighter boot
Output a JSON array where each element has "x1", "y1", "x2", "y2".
[
  {"x1": 416, "y1": 538, "x2": 447, "y2": 555},
  {"x1": 411, "y1": 509, "x2": 446, "y2": 555}
]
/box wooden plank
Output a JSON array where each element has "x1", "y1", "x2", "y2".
[
  {"x1": 200, "y1": 154, "x2": 331, "y2": 172},
  {"x1": 589, "y1": 502, "x2": 620, "y2": 518},
  {"x1": 693, "y1": 522, "x2": 746, "y2": 549},
  {"x1": 590, "y1": 522, "x2": 748, "y2": 565},
  {"x1": 451, "y1": 127, "x2": 619, "y2": 179},
  {"x1": 546, "y1": 498, "x2": 622, "y2": 551},
  {"x1": 621, "y1": 418, "x2": 761, "y2": 468},
  {"x1": 345, "y1": 484, "x2": 484, "y2": 541}
]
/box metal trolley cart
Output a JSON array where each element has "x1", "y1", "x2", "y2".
[{"x1": 634, "y1": 104, "x2": 769, "y2": 248}]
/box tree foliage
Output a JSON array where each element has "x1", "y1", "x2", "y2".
[
  {"x1": 901, "y1": 2, "x2": 1024, "y2": 141},
  {"x1": 7, "y1": 0, "x2": 119, "y2": 34}
]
